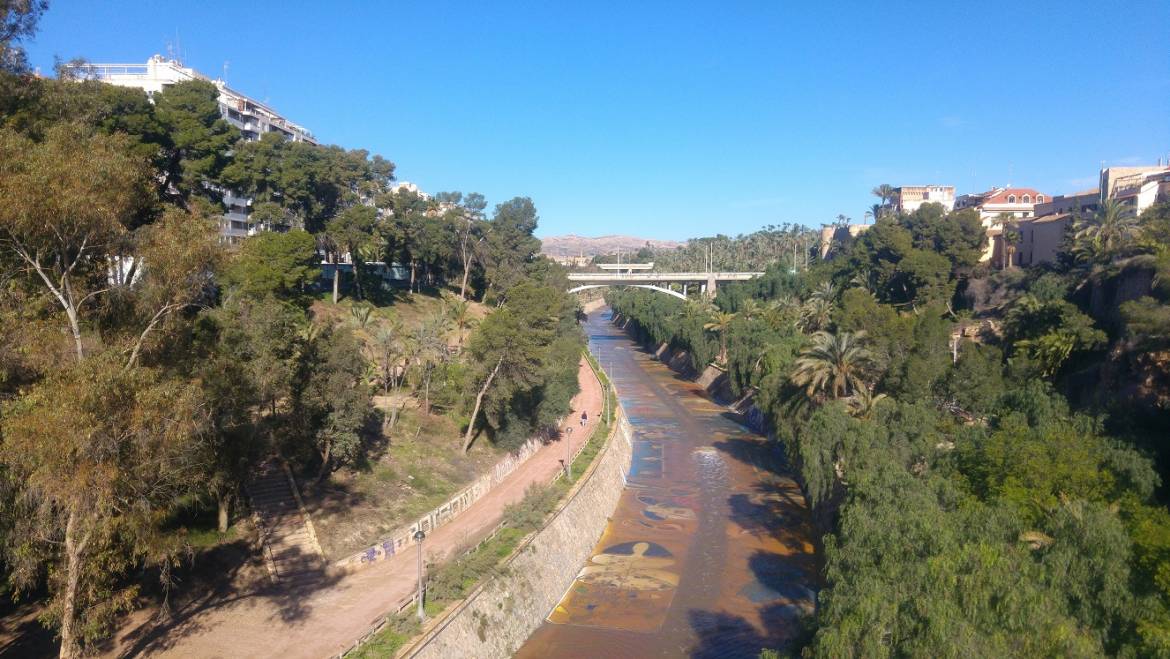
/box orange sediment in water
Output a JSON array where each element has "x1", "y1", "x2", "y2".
[{"x1": 518, "y1": 312, "x2": 817, "y2": 658}]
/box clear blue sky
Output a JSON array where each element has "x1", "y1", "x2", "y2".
[{"x1": 24, "y1": 1, "x2": 1170, "y2": 240}]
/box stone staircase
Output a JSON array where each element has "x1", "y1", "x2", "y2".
[{"x1": 247, "y1": 460, "x2": 325, "y2": 584}]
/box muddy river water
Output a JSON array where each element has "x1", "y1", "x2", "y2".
[{"x1": 515, "y1": 309, "x2": 817, "y2": 658}]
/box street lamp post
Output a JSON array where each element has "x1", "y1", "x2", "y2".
[{"x1": 413, "y1": 529, "x2": 426, "y2": 621}]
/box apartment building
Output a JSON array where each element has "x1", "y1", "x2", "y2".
[
  {"x1": 1100, "y1": 165, "x2": 1170, "y2": 215},
  {"x1": 1034, "y1": 188, "x2": 1100, "y2": 217},
  {"x1": 894, "y1": 185, "x2": 956, "y2": 213},
  {"x1": 954, "y1": 187, "x2": 1050, "y2": 264},
  {"x1": 1005, "y1": 189, "x2": 1099, "y2": 268},
  {"x1": 955, "y1": 187, "x2": 1049, "y2": 222},
  {"x1": 71, "y1": 55, "x2": 317, "y2": 242}
]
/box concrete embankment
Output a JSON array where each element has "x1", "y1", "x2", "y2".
[{"x1": 401, "y1": 406, "x2": 634, "y2": 658}]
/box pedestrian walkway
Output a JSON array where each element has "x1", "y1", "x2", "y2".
[
  {"x1": 106, "y1": 357, "x2": 603, "y2": 658},
  {"x1": 247, "y1": 460, "x2": 324, "y2": 584}
]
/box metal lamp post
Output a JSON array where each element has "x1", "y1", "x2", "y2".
[{"x1": 413, "y1": 529, "x2": 426, "y2": 621}]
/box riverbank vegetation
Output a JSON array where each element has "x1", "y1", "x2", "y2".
[
  {"x1": 0, "y1": 13, "x2": 584, "y2": 655},
  {"x1": 610, "y1": 200, "x2": 1170, "y2": 656},
  {"x1": 349, "y1": 356, "x2": 618, "y2": 658},
  {"x1": 592, "y1": 223, "x2": 819, "y2": 273}
]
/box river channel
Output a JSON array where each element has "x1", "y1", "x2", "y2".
[{"x1": 516, "y1": 309, "x2": 817, "y2": 658}]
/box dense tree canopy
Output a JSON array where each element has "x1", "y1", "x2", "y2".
[
  {"x1": 608, "y1": 192, "x2": 1170, "y2": 657},
  {"x1": 0, "y1": 37, "x2": 580, "y2": 656}
]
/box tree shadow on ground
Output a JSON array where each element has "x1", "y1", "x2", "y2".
[
  {"x1": 712, "y1": 435, "x2": 791, "y2": 475},
  {"x1": 0, "y1": 594, "x2": 56, "y2": 658},
  {"x1": 687, "y1": 551, "x2": 818, "y2": 658},
  {"x1": 104, "y1": 539, "x2": 345, "y2": 657},
  {"x1": 687, "y1": 605, "x2": 812, "y2": 659},
  {"x1": 715, "y1": 436, "x2": 813, "y2": 553}
]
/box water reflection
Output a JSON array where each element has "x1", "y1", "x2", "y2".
[{"x1": 517, "y1": 310, "x2": 816, "y2": 658}]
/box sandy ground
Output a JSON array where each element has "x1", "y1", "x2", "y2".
[{"x1": 104, "y1": 357, "x2": 603, "y2": 659}]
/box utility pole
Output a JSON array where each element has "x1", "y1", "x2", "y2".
[
  {"x1": 413, "y1": 529, "x2": 426, "y2": 621},
  {"x1": 565, "y1": 423, "x2": 572, "y2": 480}
]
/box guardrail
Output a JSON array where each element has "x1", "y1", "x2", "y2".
[{"x1": 335, "y1": 353, "x2": 617, "y2": 658}]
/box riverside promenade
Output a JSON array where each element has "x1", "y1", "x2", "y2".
[{"x1": 105, "y1": 358, "x2": 602, "y2": 658}]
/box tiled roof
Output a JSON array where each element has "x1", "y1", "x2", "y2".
[
  {"x1": 1027, "y1": 212, "x2": 1072, "y2": 224},
  {"x1": 984, "y1": 188, "x2": 1046, "y2": 203}
]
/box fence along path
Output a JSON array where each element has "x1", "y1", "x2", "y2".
[
  {"x1": 104, "y1": 357, "x2": 603, "y2": 659},
  {"x1": 334, "y1": 423, "x2": 551, "y2": 570}
]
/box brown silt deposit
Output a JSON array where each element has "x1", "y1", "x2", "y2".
[{"x1": 518, "y1": 310, "x2": 817, "y2": 658}]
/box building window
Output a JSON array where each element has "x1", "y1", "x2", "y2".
[
  {"x1": 1037, "y1": 195, "x2": 1045, "y2": 202},
  {"x1": 1008, "y1": 195, "x2": 1017, "y2": 203},
  {"x1": 1022, "y1": 194, "x2": 1031, "y2": 203}
]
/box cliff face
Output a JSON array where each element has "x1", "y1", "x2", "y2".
[{"x1": 539, "y1": 234, "x2": 681, "y2": 258}]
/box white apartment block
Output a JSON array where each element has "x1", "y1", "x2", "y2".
[
  {"x1": 894, "y1": 185, "x2": 955, "y2": 213},
  {"x1": 71, "y1": 55, "x2": 317, "y2": 242}
]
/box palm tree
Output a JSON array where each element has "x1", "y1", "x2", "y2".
[
  {"x1": 411, "y1": 311, "x2": 452, "y2": 414},
  {"x1": 764, "y1": 296, "x2": 799, "y2": 330},
  {"x1": 704, "y1": 311, "x2": 736, "y2": 365},
  {"x1": 369, "y1": 327, "x2": 401, "y2": 394},
  {"x1": 847, "y1": 385, "x2": 887, "y2": 419},
  {"x1": 738, "y1": 298, "x2": 763, "y2": 321},
  {"x1": 810, "y1": 281, "x2": 837, "y2": 303},
  {"x1": 871, "y1": 184, "x2": 897, "y2": 217},
  {"x1": 790, "y1": 330, "x2": 873, "y2": 401},
  {"x1": 1072, "y1": 199, "x2": 1142, "y2": 263},
  {"x1": 443, "y1": 294, "x2": 477, "y2": 354},
  {"x1": 349, "y1": 302, "x2": 375, "y2": 328},
  {"x1": 684, "y1": 299, "x2": 716, "y2": 320},
  {"x1": 799, "y1": 297, "x2": 833, "y2": 332},
  {"x1": 1000, "y1": 218, "x2": 1021, "y2": 271}
]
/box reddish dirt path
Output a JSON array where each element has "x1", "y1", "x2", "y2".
[{"x1": 106, "y1": 357, "x2": 602, "y2": 659}]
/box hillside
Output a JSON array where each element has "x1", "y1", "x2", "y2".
[{"x1": 539, "y1": 233, "x2": 682, "y2": 258}]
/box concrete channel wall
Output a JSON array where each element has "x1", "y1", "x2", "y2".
[{"x1": 402, "y1": 405, "x2": 635, "y2": 658}]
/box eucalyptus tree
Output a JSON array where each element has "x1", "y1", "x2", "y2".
[
  {"x1": 0, "y1": 124, "x2": 224, "y2": 658},
  {"x1": 436, "y1": 191, "x2": 488, "y2": 300}
]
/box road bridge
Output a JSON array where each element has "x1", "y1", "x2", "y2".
[{"x1": 566, "y1": 271, "x2": 764, "y2": 299}]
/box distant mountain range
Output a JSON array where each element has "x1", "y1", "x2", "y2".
[{"x1": 539, "y1": 234, "x2": 683, "y2": 258}]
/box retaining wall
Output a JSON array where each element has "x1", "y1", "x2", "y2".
[{"x1": 403, "y1": 409, "x2": 635, "y2": 659}]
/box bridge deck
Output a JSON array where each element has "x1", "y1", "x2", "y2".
[{"x1": 566, "y1": 272, "x2": 763, "y2": 282}]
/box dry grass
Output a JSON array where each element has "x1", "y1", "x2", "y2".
[
  {"x1": 302, "y1": 408, "x2": 503, "y2": 560},
  {"x1": 300, "y1": 291, "x2": 501, "y2": 560}
]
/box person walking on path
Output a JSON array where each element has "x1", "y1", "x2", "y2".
[{"x1": 580, "y1": 411, "x2": 588, "y2": 427}]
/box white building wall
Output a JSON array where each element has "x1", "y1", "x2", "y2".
[{"x1": 73, "y1": 56, "x2": 317, "y2": 242}]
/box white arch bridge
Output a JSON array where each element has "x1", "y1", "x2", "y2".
[{"x1": 566, "y1": 271, "x2": 764, "y2": 300}]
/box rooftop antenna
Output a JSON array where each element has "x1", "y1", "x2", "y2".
[{"x1": 222, "y1": 60, "x2": 229, "y2": 83}]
